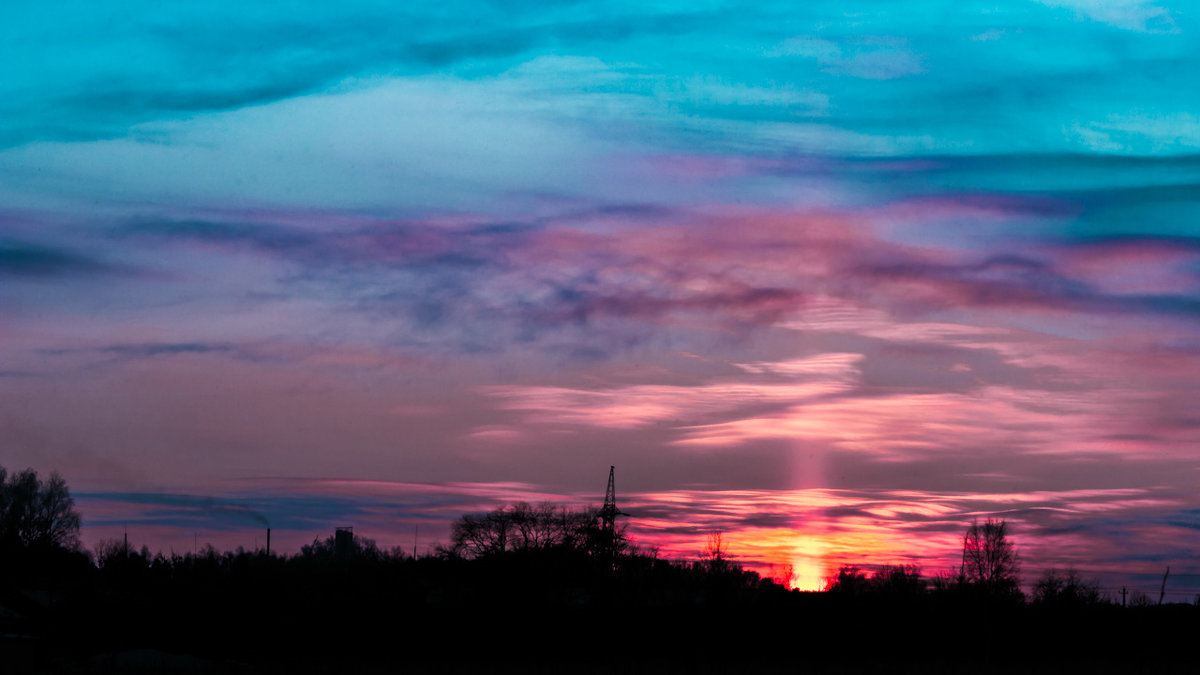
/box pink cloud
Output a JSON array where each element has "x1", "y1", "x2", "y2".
[
  {"x1": 1054, "y1": 239, "x2": 1200, "y2": 295},
  {"x1": 483, "y1": 351, "x2": 863, "y2": 431}
]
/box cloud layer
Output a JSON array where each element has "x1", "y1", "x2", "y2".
[{"x1": 3, "y1": 1, "x2": 1199, "y2": 593}]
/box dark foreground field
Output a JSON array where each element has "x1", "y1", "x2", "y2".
[{"x1": 3, "y1": 547, "x2": 1198, "y2": 674}]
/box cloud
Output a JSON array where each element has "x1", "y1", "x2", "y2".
[
  {"x1": 0, "y1": 239, "x2": 127, "y2": 278},
  {"x1": 1068, "y1": 113, "x2": 1200, "y2": 154},
  {"x1": 121, "y1": 218, "x2": 318, "y2": 253},
  {"x1": 855, "y1": 249, "x2": 1200, "y2": 320},
  {"x1": 1053, "y1": 235, "x2": 1200, "y2": 295},
  {"x1": 6, "y1": 1, "x2": 1200, "y2": 597},
  {"x1": 772, "y1": 35, "x2": 924, "y2": 80},
  {"x1": 35, "y1": 342, "x2": 288, "y2": 369},
  {"x1": 1036, "y1": 0, "x2": 1176, "y2": 33},
  {"x1": 79, "y1": 491, "x2": 271, "y2": 529},
  {"x1": 0, "y1": 2, "x2": 730, "y2": 148},
  {"x1": 486, "y1": 378, "x2": 855, "y2": 430},
  {"x1": 618, "y1": 484, "x2": 1200, "y2": 592},
  {"x1": 99, "y1": 342, "x2": 236, "y2": 358},
  {"x1": 12, "y1": 189, "x2": 1200, "y2": 377}
]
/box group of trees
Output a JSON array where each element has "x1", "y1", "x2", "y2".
[
  {"x1": 830, "y1": 519, "x2": 1024, "y2": 597},
  {"x1": 446, "y1": 501, "x2": 622, "y2": 558},
  {"x1": 827, "y1": 564, "x2": 925, "y2": 597},
  {"x1": 826, "y1": 518, "x2": 1107, "y2": 607},
  {"x1": 1031, "y1": 567, "x2": 1102, "y2": 606},
  {"x1": 0, "y1": 467, "x2": 631, "y2": 566},
  {"x1": 2, "y1": 470, "x2": 1192, "y2": 671},
  {"x1": 0, "y1": 464, "x2": 1126, "y2": 610},
  {"x1": 828, "y1": 518, "x2": 1024, "y2": 598}
]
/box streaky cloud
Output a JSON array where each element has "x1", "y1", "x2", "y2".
[{"x1": 0, "y1": 238, "x2": 130, "y2": 278}]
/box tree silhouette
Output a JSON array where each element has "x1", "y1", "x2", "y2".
[
  {"x1": 826, "y1": 565, "x2": 869, "y2": 594},
  {"x1": 1032, "y1": 567, "x2": 1102, "y2": 606},
  {"x1": 961, "y1": 518, "x2": 1020, "y2": 597},
  {"x1": 871, "y1": 564, "x2": 925, "y2": 597},
  {"x1": 702, "y1": 530, "x2": 729, "y2": 573},
  {"x1": 447, "y1": 502, "x2": 613, "y2": 558},
  {"x1": 826, "y1": 564, "x2": 924, "y2": 597},
  {"x1": 0, "y1": 465, "x2": 81, "y2": 553}
]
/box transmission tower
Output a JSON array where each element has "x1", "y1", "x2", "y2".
[{"x1": 599, "y1": 465, "x2": 621, "y2": 536}]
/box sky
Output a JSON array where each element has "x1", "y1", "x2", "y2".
[{"x1": 3, "y1": 0, "x2": 1200, "y2": 594}]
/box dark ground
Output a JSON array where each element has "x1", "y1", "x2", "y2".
[{"x1": 3, "y1": 547, "x2": 1198, "y2": 673}]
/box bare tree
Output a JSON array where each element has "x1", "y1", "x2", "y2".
[
  {"x1": 449, "y1": 511, "x2": 506, "y2": 557},
  {"x1": 703, "y1": 530, "x2": 728, "y2": 573},
  {"x1": 961, "y1": 518, "x2": 1020, "y2": 596},
  {"x1": 767, "y1": 562, "x2": 794, "y2": 588},
  {"x1": 510, "y1": 502, "x2": 565, "y2": 550},
  {"x1": 0, "y1": 465, "x2": 81, "y2": 552}
]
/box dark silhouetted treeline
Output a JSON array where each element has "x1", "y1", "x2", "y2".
[{"x1": 3, "y1": 468, "x2": 1200, "y2": 673}]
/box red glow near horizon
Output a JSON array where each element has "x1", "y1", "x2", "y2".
[{"x1": 74, "y1": 481, "x2": 1200, "y2": 598}]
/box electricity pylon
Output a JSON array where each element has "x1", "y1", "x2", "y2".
[{"x1": 600, "y1": 465, "x2": 621, "y2": 536}]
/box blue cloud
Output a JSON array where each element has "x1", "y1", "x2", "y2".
[{"x1": 0, "y1": 239, "x2": 120, "y2": 278}]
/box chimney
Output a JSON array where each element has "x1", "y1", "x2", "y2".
[{"x1": 335, "y1": 527, "x2": 354, "y2": 559}]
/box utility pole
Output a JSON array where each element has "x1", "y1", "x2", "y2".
[
  {"x1": 1159, "y1": 566, "x2": 1170, "y2": 605},
  {"x1": 960, "y1": 538, "x2": 967, "y2": 583},
  {"x1": 1121, "y1": 586, "x2": 1127, "y2": 607}
]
